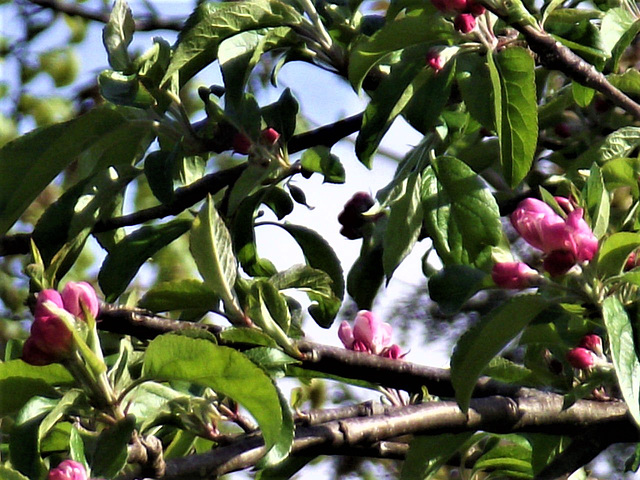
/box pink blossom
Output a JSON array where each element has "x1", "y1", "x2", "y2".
[
  {"x1": 510, "y1": 198, "x2": 598, "y2": 275},
  {"x1": 454, "y1": 13, "x2": 476, "y2": 33},
  {"x1": 260, "y1": 127, "x2": 280, "y2": 145},
  {"x1": 566, "y1": 347, "x2": 596, "y2": 370},
  {"x1": 34, "y1": 289, "x2": 64, "y2": 319},
  {"x1": 22, "y1": 336, "x2": 56, "y2": 366},
  {"x1": 491, "y1": 262, "x2": 538, "y2": 289},
  {"x1": 579, "y1": 334, "x2": 604, "y2": 358},
  {"x1": 339, "y1": 311, "x2": 403, "y2": 358},
  {"x1": 426, "y1": 50, "x2": 445, "y2": 72},
  {"x1": 30, "y1": 315, "x2": 73, "y2": 357},
  {"x1": 48, "y1": 460, "x2": 87, "y2": 480},
  {"x1": 62, "y1": 282, "x2": 100, "y2": 320}
]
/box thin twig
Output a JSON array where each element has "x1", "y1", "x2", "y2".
[{"x1": 26, "y1": 0, "x2": 184, "y2": 31}]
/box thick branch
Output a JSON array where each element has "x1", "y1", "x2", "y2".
[
  {"x1": 119, "y1": 395, "x2": 635, "y2": 479},
  {"x1": 27, "y1": 0, "x2": 184, "y2": 31}
]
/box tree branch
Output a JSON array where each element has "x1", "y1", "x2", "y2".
[
  {"x1": 0, "y1": 112, "x2": 364, "y2": 257},
  {"x1": 119, "y1": 395, "x2": 635, "y2": 479},
  {"x1": 26, "y1": 0, "x2": 184, "y2": 31}
]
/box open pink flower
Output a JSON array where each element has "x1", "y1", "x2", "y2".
[
  {"x1": 339, "y1": 311, "x2": 403, "y2": 358},
  {"x1": 48, "y1": 460, "x2": 87, "y2": 480},
  {"x1": 491, "y1": 262, "x2": 539, "y2": 289},
  {"x1": 510, "y1": 198, "x2": 598, "y2": 276}
]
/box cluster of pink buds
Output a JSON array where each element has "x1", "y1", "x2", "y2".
[
  {"x1": 48, "y1": 460, "x2": 88, "y2": 480},
  {"x1": 338, "y1": 192, "x2": 383, "y2": 240},
  {"x1": 23, "y1": 282, "x2": 100, "y2": 366},
  {"x1": 338, "y1": 310, "x2": 404, "y2": 359},
  {"x1": 431, "y1": 0, "x2": 485, "y2": 33},
  {"x1": 232, "y1": 127, "x2": 281, "y2": 155},
  {"x1": 566, "y1": 334, "x2": 607, "y2": 370},
  {"x1": 510, "y1": 197, "x2": 598, "y2": 277}
]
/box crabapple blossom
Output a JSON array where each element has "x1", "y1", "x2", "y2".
[{"x1": 491, "y1": 262, "x2": 539, "y2": 289}]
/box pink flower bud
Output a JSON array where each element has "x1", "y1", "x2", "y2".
[
  {"x1": 34, "y1": 289, "x2": 64, "y2": 319},
  {"x1": 260, "y1": 127, "x2": 280, "y2": 145},
  {"x1": 353, "y1": 310, "x2": 392, "y2": 355},
  {"x1": 467, "y1": 0, "x2": 485, "y2": 16},
  {"x1": 432, "y1": 0, "x2": 467, "y2": 11},
  {"x1": 454, "y1": 13, "x2": 476, "y2": 33},
  {"x1": 542, "y1": 249, "x2": 576, "y2": 277},
  {"x1": 338, "y1": 321, "x2": 355, "y2": 349},
  {"x1": 491, "y1": 262, "x2": 538, "y2": 289},
  {"x1": 626, "y1": 251, "x2": 640, "y2": 270},
  {"x1": 381, "y1": 344, "x2": 404, "y2": 359},
  {"x1": 338, "y1": 192, "x2": 376, "y2": 240},
  {"x1": 511, "y1": 198, "x2": 564, "y2": 251},
  {"x1": 22, "y1": 336, "x2": 56, "y2": 366},
  {"x1": 61, "y1": 282, "x2": 99, "y2": 320},
  {"x1": 579, "y1": 334, "x2": 604, "y2": 358},
  {"x1": 48, "y1": 460, "x2": 87, "y2": 480},
  {"x1": 232, "y1": 133, "x2": 252, "y2": 154},
  {"x1": 566, "y1": 347, "x2": 596, "y2": 370},
  {"x1": 426, "y1": 50, "x2": 445, "y2": 72},
  {"x1": 565, "y1": 209, "x2": 598, "y2": 262},
  {"x1": 30, "y1": 315, "x2": 73, "y2": 357}
]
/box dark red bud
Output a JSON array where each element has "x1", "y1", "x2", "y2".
[
  {"x1": 543, "y1": 250, "x2": 576, "y2": 277},
  {"x1": 22, "y1": 336, "x2": 55, "y2": 366},
  {"x1": 232, "y1": 133, "x2": 252, "y2": 154},
  {"x1": 454, "y1": 13, "x2": 476, "y2": 33},
  {"x1": 261, "y1": 127, "x2": 280, "y2": 145},
  {"x1": 554, "y1": 123, "x2": 572, "y2": 138},
  {"x1": 467, "y1": 0, "x2": 485, "y2": 15}
]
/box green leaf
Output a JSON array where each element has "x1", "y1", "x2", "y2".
[
  {"x1": 451, "y1": 295, "x2": 548, "y2": 411},
  {"x1": 421, "y1": 157, "x2": 502, "y2": 268},
  {"x1": 300, "y1": 147, "x2": 345, "y2": 184},
  {"x1": 248, "y1": 280, "x2": 297, "y2": 355},
  {"x1": 190, "y1": 195, "x2": 239, "y2": 311},
  {"x1": 383, "y1": 171, "x2": 423, "y2": 280},
  {"x1": 10, "y1": 396, "x2": 57, "y2": 478},
  {"x1": 596, "y1": 232, "x2": 640, "y2": 277},
  {"x1": 261, "y1": 87, "x2": 299, "y2": 142},
  {"x1": 144, "y1": 149, "x2": 178, "y2": 204},
  {"x1": 495, "y1": 47, "x2": 538, "y2": 187},
  {"x1": 428, "y1": 265, "x2": 489, "y2": 315},
  {"x1": 38, "y1": 389, "x2": 82, "y2": 446},
  {"x1": 348, "y1": 8, "x2": 450, "y2": 91},
  {"x1": 69, "y1": 425, "x2": 89, "y2": 470},
  {"x1": 102, "y1": 0, "x2": 135, "y2": 72},
  {"x1": 0, "y1": 106, "x2": 151, "y2": 237},
  {"x1": 576, "y1": 126, "x2": 640, "y2": 167},
  {"x1": 98, "y1": 71, "x2": 156, "y2": 108},
  {"x1": 401, "y1": 433, "x2": 473, "y2": 480},
  {"x1": 90, "y1": 416, "x2": 136, "y2": 478},
  {"x1": 584, "y1": 163, "x2": 610, "y2": 239},
  {"x1": 138, "y1": 279, "x2": 218, "y2": 312},
  {"x1": 347, "y1": 244, "x2": 384, "y2": 310},
  {"x1": 355, "y1": 48, "x2": 429, "y2": 167},
  {"x1": 0, "y1": 467, "x2": 29, "y2": 480},
  {"x1": 266, "y1": 223, "x2": 343, "y2": 326},
  {"x1": 162, "y1": 0, "x2": 303, "y2": 87},
  {"x1": 219, "y1": 327, "x2": 278, "y2": 348},
  {"x1": 0, "y1": 359, "x2": 73, "y2": 384},
  {"x1": 99, "y1": 218, "x2": 192, "y2": 301},
  {"x1": 143, "y1": 334, "x2": 291, "y2": 463},
  {"x1": 603, "y1": 297, "x2": 640, "y2": 427},
  {"x1": 0, "y1": 377, "x2": 56, "y2": 416},
  {"x1": 457, "y1": 53, "x2": 495, "y2": 130},
  {"x1": 572, "y1": 81, "x2": 595, "y2": 108}
]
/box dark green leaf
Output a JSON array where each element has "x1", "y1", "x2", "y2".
[
  {"x1": 300, "y1": 147, "x2": 346, "y2": 184},
  {"x1": 90, "y1": 416, "x2": 136, "y2": 478},
  {"x1": 261, "y1": 87, "x2": 299, "y2": 142},
  {"x1": 347, "y1": 244, "x2": 384, "y2": 310},
  {"x1": 383, "y1": 171, "x2": 423, "y2": 280},
  {"x1": 596, "y1": 232, "x2": 640, "y2": 277},
  {"x1": 0, "y1": 359, "x2": 73, "y2": 384},
  {"x1": 603, "y1": 297, "x2": 640, "y2": 427},
  {"x1": 428, "y1": 265, "x2": 490, "y2": 315},
  {"x1": 144, "y1": 149, "x2": 178, "y2": 204},
  {"x1": 401, "y1": 433, "x2": 473, "y2": 480},
  {"x1": 457, "y1": 53, "x2": 495, "y2": 130},
  {"x1": 421, "y1": 157, "x2": 502, "y2": 268},
  {"x1": 248, "y1": 280, "x2": 297, "y2": 354},
  {"x1": 0, "y1": 377, "x2": 56, "y2": 416},
  {"x1": 218, "y1": 327, "x2": 278, "y2": 348},
  {"x1": 143, "y1": 334, "x2": 291, "y2": 463},
  {"x1": 0, "y1": 467, "x2": 29, "y2": 480},
  {"x1": 138, "y1": 279, "x2": 218, "y2": 312},
  {"x1": 356, "y1": 48, "x2": 429, "y2": 167},
  {"x1": 162, "y1": 0, "x2": 303, "y2": 87},
  {"x1": 348, "y1": 8, "x2": 450, "y2": 91},
  {"x1": 495, "y1": 47, "x2": 538, "y2": 187},
  {"x1": 98, "y1": 71, "x2": 156, "y2": 108},
  {"x1": 99, "y1": 218, "x2": 192, "y2": 301},
  {"x1": 451, "y1": 295, "x2": 549, "y2": 411},
  {"x1": 0, "y1": 107, "x2": 151, "y2": 237}
]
